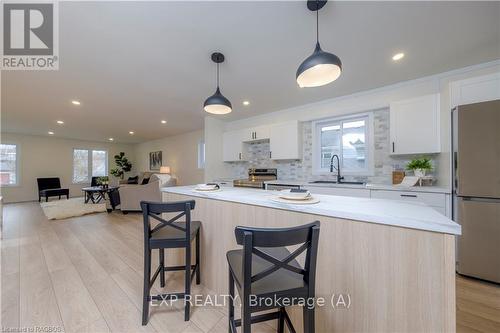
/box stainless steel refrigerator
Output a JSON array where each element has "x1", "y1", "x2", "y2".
[{"x1": 452, "y1": 99, "x2": 500, "y2": 284}]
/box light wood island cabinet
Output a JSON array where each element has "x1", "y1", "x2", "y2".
[{"x1": 162, "y1": 186, "x2": 459, "y2": 333}]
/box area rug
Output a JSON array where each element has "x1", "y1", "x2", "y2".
[{"x1": 40, "y1": 197, "x2": 107, "y2": 220}]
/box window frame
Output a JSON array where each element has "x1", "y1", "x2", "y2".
[
  {"x1": 312, "y1": 112, "x2": 374, "y2": 176},
  {"x1": 72, "y1": 148, "x2": 108, "y2": 184},
  {"x1": 0, "y1": 143, "x2": 19, "y2": 187}
]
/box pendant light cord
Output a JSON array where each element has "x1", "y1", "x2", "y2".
[
  {"x1": 316, "y1": 0, "x2": 319, "y2": 43},
  {"x1": 216, "y1": 62, "x2": 220, "y2": 88}
]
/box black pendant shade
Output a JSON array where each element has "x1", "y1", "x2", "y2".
[
  {"x1": 296, "y1": 42, "x2": 342, "y2": 88},
  {"x1": 203, "y1": 87, "x2": 232, "y2": 115},
  {"x1": 204, "y1": 52, "x2": 232, "y2": 114},
  {"x1": 296, "y1": 0, "x2": 342, "y2": 88}
]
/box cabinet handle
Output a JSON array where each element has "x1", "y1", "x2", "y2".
[
  {"x1": 254, "y1": 132, "x2": 257, "y2": 139},
  {"x1": 239, "y1": 152, "x2": 242, "y2": 160},
  {"x1": 392, "y1": 142, "x2": 395, "y2": 153},
  {"x1": 400, "y1": 194, "x2": 417, "y2": 198},
  {"x1": 269, "y1": 151, "x2": 272, "y2": 158}
]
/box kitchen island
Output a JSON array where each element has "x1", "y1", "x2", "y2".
[{"x1": 162, "y1": 185, "x2": 460, "y2": 332}]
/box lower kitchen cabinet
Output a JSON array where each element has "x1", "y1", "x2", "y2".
[{"x1": 370, "y1": 189, "x2": 450, "y2": 217}]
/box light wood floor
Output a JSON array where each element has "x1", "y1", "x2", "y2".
[{"x1": 1, "y1": 202, "x2": 499, "y2": 333}]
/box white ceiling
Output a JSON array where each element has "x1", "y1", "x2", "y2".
[{"x1": 2, "y1": 1, "x2": 499, "y2": 143}]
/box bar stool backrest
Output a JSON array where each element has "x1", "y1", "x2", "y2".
[
  {"x1": 140, "y1": 200, "x2": 196, "y2": 242},
  {"x1": 234, "y1": 221, "x2": 320, "y2": 288}
]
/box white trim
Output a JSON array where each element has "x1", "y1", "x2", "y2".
[
  {"x1": 312, "y1": 112, "x2": 374, "y2": 176},
  {"x1": 0, "y1": 143, "x2": 20, "y2": 187}
]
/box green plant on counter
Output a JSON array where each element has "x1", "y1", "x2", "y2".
[
  {"x1": 110, "y1": 152, "x2": 132, "y2": 179},
  {"x1": 406, "y1": 157, "x2": 432, "y2": 171}
]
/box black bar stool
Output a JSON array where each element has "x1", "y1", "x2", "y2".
[
  {"x1": 226, "y1": 221, "x2": 320, "y2": 333},
  {"x1": 140, "y1": 200, "x2": 201, "y2": 325}
]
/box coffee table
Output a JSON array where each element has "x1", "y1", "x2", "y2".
[{"x1": 82, "y1": 186, "x2": 119, "y2": 210}]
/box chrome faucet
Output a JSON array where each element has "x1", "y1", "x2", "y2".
[{"x1": 329, "y1": 154, "x2": 344, "y2": 183}]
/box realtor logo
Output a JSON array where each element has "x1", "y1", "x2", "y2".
[{"x1": 1, "y1": 1, "x2": 59, "y2": 70}]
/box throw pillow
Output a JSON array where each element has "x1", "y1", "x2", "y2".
[
  {"x1": 127, "y1": 176, "x2": 139, "y2": 184},
  {"x1": 141, "y1": 177, "x2": 150, "y2": 185}
]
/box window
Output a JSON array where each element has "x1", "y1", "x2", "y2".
[
  {"x1": 0, "y1": 144, "x2": 18, "y2": 186},
  {"x1": 312, "y1": 113, "x2": 373, "y2": 175},
  {"x1": 198, "y1": 140, "x2": 206, "y2": 169},
  {"x1": 72, "y1": 149, "x2": 107, "y2": 183}
]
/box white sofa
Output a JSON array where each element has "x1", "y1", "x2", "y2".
[{"x1": 118, "y1": 173, "x2": 176, "y2": 212}]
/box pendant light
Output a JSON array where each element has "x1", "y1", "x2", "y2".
[
  {"x1": 204, "y1": 52, "x2": 232, "y2": 114},
  {"x1": 296, "y1": 0, "x2": 342, "y2": 88}
]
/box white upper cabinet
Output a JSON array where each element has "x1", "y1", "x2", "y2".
[
  {"x1": 223, "y1": 130, "x2": 247, "y2": 162},
  {"x1": 450, "y1": 72, "x2": 500, "y2": 107},
  {"x1": 243, "y1": 125, "x2": 271, "y2": 142},
  {"x1": 269, "y1": 120, "x2": 302, "y2": 160},
  {"x1": 390, "y1": 93, "x2": 441, "y2": 155}
]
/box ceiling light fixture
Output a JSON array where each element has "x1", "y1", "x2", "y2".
[
  {"x1": 108, "y1": 138, "x2": 114, "y2": 141},
  {"x1": 243, "y1": 101, "x2": 250, "y2": 106},
  {"x1": 129, "y1": 131, "x2": 135, "y2": 135},
  {"x1": 71, "y1": 100, "x2": 81, "y2": 105},
  {"x1": 296, "y1": 0, "x2": 342, "y2": 88},
  {"x1": 161, "y1": 120, "x2": 167, "y2": 124},
  {"x1": 392, "y1": 52, "x2": 405, "y2": 61},
  {"x1": 56, "y1": 120, "x2": 64, "y2": 124},
  {"x1": 48, "y1": 131, "x2": 54, "y2": 135},
  {"x1": 203, "y1": 52, "x2": 232, "y2": 114}
]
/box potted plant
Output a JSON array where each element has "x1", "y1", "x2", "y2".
[
  {"x1": 110, "y1": 152, "x2": 132, "y2": 180},
  {"x1": 406, "y1": 157, "x2": 432, "y2": 178},
  {"x1": 97, "y1": 176, "x2": 109, "y2": 188}
]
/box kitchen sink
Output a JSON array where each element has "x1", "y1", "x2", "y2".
[{"x1": 309, "y1": 180, "x2": 366, "y2": 185}]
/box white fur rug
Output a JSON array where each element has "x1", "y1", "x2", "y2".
[{"x1": 40, "y1": 197, "x2": 107, "y2": 220}]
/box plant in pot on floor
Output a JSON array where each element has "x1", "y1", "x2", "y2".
[
  {"x1": 110, "y1": 152, "x2": 132, "y2": 182},
  {"x1": 406, "y1": 157, "x2": 432, "y2": 178}
]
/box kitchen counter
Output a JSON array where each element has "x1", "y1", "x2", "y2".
[
  {"x1": 264, "y1": 179, "x2": 452, "y2": 194},
  {"x1": 162, "y1": 186, "x2": 460, "y2": 235},
  {"x1": 162, "y1": 185, "x2": 458, "y2": 332}
]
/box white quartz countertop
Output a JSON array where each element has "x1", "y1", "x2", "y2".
[
  {"x1": 162, "y1": 186, "x2": 460, "y2": 235},
  {"x1": 264, "y1": 180, "x2": 452, "y2": 194}
]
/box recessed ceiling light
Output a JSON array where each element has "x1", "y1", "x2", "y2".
[
  {"x1": 392, "y1": 52, "x2": 405, "y2": 61},
  {"x1": 108, "y1": 138, "x2": 114, "y2": 141},
  {"x1": 243, "y1": 101, "x2": 250, "y2": 106},
  {"x1": 56, "y1": 120, "x2": 64, "y2": 124},
  {"x1": 129, "y1": 131, "x2": 135, "y2": 135},
  {"x1": 71, "y1": 100, "x2": 81, "y2": 105},
  {"x1": 48, "y1": 131, "x2": 54, "y2": 135},
  {"x1": 161, "y1": 120, "x2": 167, "y2": 124}
]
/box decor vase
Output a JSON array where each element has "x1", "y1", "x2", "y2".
[{"x1": 414, "y1": 169, "x2": 426, "y2": 177}]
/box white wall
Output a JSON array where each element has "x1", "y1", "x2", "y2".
[
  {"x1": 0, "y1": 133, "x2": 135, "y2": 203},
  {"x1": 204, "y1": 117, "x2": 232, "y2": 183},
  {"x1": 207, "y1": 61, "x2": 500, "y2": 187},
  {"x1": 133, "y1": 129, "x2": 204, "y2": 186}
]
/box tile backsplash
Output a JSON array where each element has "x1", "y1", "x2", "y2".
[{"x1": 227, "y1": 108, "x2": 438, "y2": 184}]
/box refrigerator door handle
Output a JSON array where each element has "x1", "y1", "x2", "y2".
[{"x1": 461, "y1": 196, "x2": 500, "y2": 203}]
